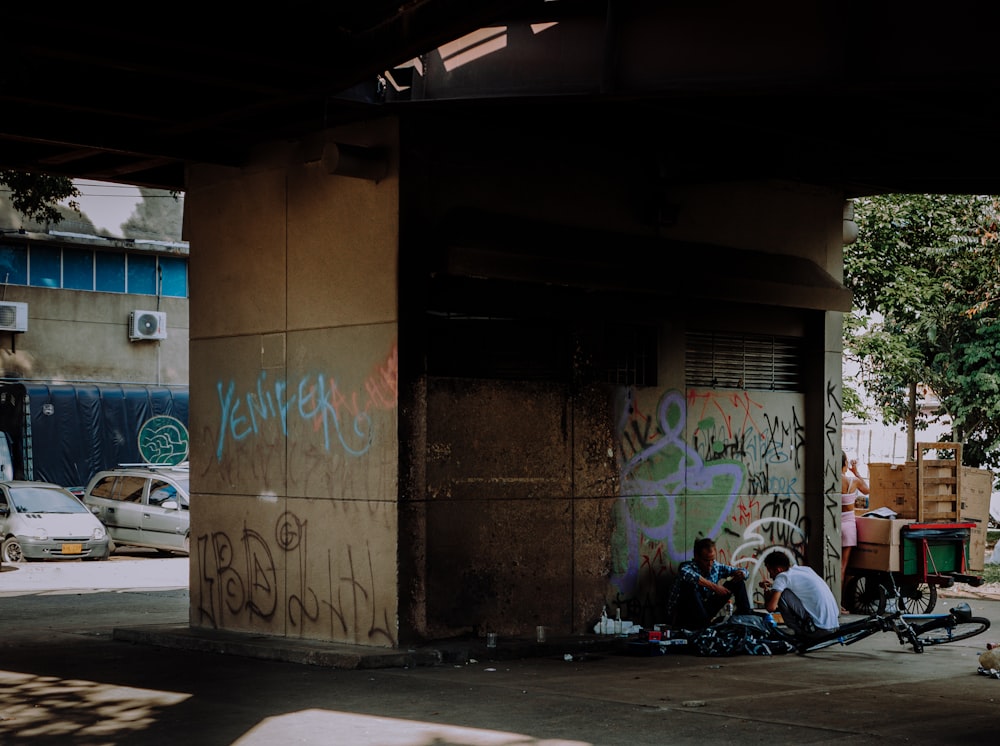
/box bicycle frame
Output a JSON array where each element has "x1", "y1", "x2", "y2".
[{"x1": 790, "y1": 611, "x2": 917, "y2": 654}]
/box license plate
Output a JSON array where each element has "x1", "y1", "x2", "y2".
[{"x1": 61, "y1": 543, "x2": 82, "y2": 554}]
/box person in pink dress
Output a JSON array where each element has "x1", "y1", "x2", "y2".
[{"x1": 841, "y1": 452, "x2": 870, "y2": 613}]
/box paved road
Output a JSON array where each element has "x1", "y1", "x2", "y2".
[{"x1": 0, "y1": 563, "x2": 998, "y2": 746}]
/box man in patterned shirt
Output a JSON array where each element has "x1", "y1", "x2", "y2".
[{"x1": 668, "y1": 537, "x2": 751, "y2": 629}]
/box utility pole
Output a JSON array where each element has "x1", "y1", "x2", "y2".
[{"x1": 906, "y1": 381, "x2": 917, "y2": 461}]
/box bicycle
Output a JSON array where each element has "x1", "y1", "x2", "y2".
[{"x1": 772, "y1": 601, "x2": 990, "y2": 655}]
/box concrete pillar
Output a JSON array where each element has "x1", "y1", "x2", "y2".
[{"x1": 184, "y1": 121, "x2": 402, "y2": 646}]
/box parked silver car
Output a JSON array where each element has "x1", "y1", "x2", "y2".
[
  {"x1": 0, "y1": 481, "x2": 111, "y2": 562},
  {"x1": 82, "y1": 464, "x2": 190, "y2": 554}
]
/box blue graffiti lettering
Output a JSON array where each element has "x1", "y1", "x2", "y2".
[{"x1": 216, "y1": 371, "x2": 374, "y2": 461}]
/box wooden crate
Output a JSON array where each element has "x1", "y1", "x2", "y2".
[{"x1": 917, "y1": 442, "x2": 961, "y2": 522}]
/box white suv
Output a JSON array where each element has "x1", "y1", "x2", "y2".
[{"x1": 83, "y1": 464, "x2": 190, "y2": 554}]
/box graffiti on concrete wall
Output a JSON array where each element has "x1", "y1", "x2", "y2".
[
  {"x1": 612, "y1": 387, "x2": 809, "y2": 615},
  {"x1": 195, "y1": 509, "x2": 397, "y2": 645},
  {"x1": 823, "y1": 376, "x2": 843, "y2": 584},
  {"x1": 214, "y1": 343, "x2": 397, "y2": 462},
  {"x1": 197, "y1": 341, "x2": 399, "y2": 643},
  {"x1": 203, "y1": 343, "x2": 398, "y2": 491}
]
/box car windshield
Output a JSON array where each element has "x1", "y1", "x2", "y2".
[{"x1": 9, "y1": 486, "x2": 89, "y2": 514}]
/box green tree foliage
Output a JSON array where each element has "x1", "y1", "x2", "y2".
[
  {"x1": 845, "y1": 194, "x2": 1000, "y2": 468},
  {"x1": 0, "y1": 171, "x2": 79, "y2": 224}
]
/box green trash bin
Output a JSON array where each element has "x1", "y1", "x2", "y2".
[{"x1": 900, "y1": 525, "x2": 971, "y2": 577}]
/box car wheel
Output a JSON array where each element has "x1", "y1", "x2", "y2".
[{"x1": 2, "y1": 537, "x2": 24, "y2": 563}]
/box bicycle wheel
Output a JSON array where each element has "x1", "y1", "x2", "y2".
[
  {"x1": 913, "y1": 617, "x2": 990, "y2": 646},
  {"x1": 897, "y1": 582, "x2": 937, "y2": 614},
  {"x1": 845, "y1": 575, "x2": 886, "y2": 615}
]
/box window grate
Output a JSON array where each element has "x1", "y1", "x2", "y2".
[
  {"x1": 686, "y1": 332, "x2": 803, "y2": 391},
  {"x1": 572, "y1": 324, "x2": 657, "y2": 386},
  {"x1": 594, "y1": 325, "x2": 656, "y2": 386}
]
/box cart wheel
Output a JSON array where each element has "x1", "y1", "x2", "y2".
[
  {"x1": 845, "y1": 575, "x2": 886, "y2": 615},
  {"x1": 897, "y1": 582, "x2": 937, "y2": 614}
]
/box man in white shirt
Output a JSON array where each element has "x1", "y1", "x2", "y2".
[{"x1": 761, "y1": 552, "x2": 840, "y2": 635}]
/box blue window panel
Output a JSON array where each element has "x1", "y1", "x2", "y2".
[
  {"x1": 127, "y1": 253, "x2": 156, "y2": 295},
  {"x1": 159, "y1": 256, "x2": 187, "y2": 298},
  {"x1": 29, "y1": 246, "x2": 61, "y2": 288},
  {"x1": 63, "y1": 248, "x2": 94, "y2": 290},
  {"x1": 96, "y1": 252, "x2": 125, "y2": 292},
  {"x1": 0, "y1": 245, "x2": 27, "y2": 285}
]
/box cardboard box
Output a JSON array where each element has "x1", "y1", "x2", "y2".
[
  {"x1": 850, "y1": 542, "x2": 901, "y2": 571},
  {"x1": 856, "y1": 516, "x2": 914, "y2": 545},
  {"x1": 850, "y1": 517, "x2": 915, "y2": 572},
  {"x1": 960, "y1": 466, "x2": 991, "y2": 573},
  {"x1": 868, "y1": 463, "x2": 918, "y2": 517}
]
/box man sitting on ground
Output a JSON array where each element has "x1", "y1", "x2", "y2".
[
  {"x1": 761, "y1": 552, "x2": 840, "y2": 637},
  {"x1": 668, "y1": 537, "x2": 751, "y2": 629}
]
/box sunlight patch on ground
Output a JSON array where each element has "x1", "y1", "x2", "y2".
[
  {"x1": 234, "y1": 708, "x2": 591, "y2": 746},
  {"x1": 0, "y1": 669, "x2": 189, "y2": 740}
]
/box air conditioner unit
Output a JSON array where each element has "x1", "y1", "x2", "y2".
[
  {"x1": 0, "y1": 301, "x2": 28, "y2": 333},
  {"x1": 129, "y1": 310, "x2": 167, "y2": 341}
]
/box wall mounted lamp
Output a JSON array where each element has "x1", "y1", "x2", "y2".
[
  {"x1": 321, "y1": 142, "x2": 389, "y2": 182},
  {"x1": 299, "y1": 137, "x2": 389, "y2": 182}
]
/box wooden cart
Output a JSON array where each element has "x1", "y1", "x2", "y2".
[{"x1": 845, "y1": 443, "x2": 987, "y2": 614}]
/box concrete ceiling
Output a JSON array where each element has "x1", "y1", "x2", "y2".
[
  {"x1": 2, "y1": 1, "x2": 999, "y2": 197},
  {"x1": 0, "y1": 1, "x2": 527, "y2": 190}
]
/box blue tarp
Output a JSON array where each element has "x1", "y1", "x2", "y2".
[{"x1": 0, "y1": 383, "x2": 188, "y2": 488}]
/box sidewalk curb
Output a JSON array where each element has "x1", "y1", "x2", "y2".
[
  {"x1": 113, "y1": 624, "x2": 445, "y2": 669},
  {"x1": 112, "y1": 624, "x2": 626, "y2": 670}
]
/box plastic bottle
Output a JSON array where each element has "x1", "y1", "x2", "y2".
[{"x1": 615, "y1": 607, "x2": 622, "y2": 635}]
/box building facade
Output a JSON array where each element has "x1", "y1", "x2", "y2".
[{"x1": 0, "y1": 193, "x2": 190, "y2": 485}]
